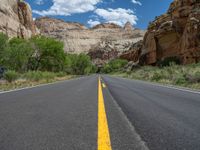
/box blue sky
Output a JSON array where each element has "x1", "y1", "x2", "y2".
[{"x1": 26, "y1": 0, "x2": 173, "y2": 29}]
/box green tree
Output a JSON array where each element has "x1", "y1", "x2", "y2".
[
  {"x1": 1, "y1": 38, "x2": 34, "y2": 72},
  {"x1": 72, "y1": 54, "x2": 95, "y2": 75},
  {"x1": 0, "y1": 33, "x2": 8, "y2": 64},
  {"x1": 65, "y1": 54, "x2": 96, "y2": 75},
  {"x1": 101, "y1": 59, "x2": 128, "y2": 73},
  {"x1": 30, "y1": 36, "x2": 66, "y2": 72}
]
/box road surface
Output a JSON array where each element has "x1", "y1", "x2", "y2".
[{"x1": 0, "y1": 75, "x2": 200, "y2": 150}]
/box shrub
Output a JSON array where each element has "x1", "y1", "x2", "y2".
[
  {"x1": 56, "y1": 72, "x2": 66, "y2": 77},
  {"x1": 151, "y1": 72, "x2": 163, "y2": 81},
  {"x1": 0, "y1": 33, "x2": 8, "y2": 64},
  {"x1": 23, "y1": 71, "x2": 56, "y2": 82},
  {"x1": 175, "y1": 76, "x2": 187, "y2": 85},
  {"x1": 65, "y1": 54, "x2": 95, "y2": 75},
  {"x1": 158, "y1": 57, "x2": 181, "y2": 67},
  {"x1": 4, "y1": 71, "x2": 19, "y2": 83},
  {"x1": 185, "y1": 72, "x2": 200, "y2": 83},
  {"x1": 101, "y1": 59, "x2": 128, "y2": 73}
]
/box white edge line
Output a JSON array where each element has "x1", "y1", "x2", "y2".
[
  {"x1": 0, "y1": 76, "x2": 87, "y2": 95},
  {"x1": 109, "y1": 75, "x2": 200, "y2": 95}
]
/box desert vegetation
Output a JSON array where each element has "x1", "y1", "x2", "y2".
[
  {"x1": 0, "y1": 33, "x2": 96, "y2": 90},
  {"x1": 109, "y1": 61, "x2": 200, "y2": 90},
  {"x1": 100, "y1": 59, "x2": 128, "y2": 73}
]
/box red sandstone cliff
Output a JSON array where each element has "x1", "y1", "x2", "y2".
[{"x1": 142, "y1": 0, "x2": 200, "y2": 65}]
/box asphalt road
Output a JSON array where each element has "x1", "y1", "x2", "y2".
[{"x1": 0, "y1": 75, "x2": 200, "y2": 150}]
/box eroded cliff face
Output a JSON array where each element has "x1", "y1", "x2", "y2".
[
  {"x1": 0, "y1": 0, "x2": 36, "y2": 38},
  {"x1": 142, "y1": 0, "x2": 200, "y2": 65},
  {"x1": 35, "y1": 17, "x2": 145, "y2": 65}
]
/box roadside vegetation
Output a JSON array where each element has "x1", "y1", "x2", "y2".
[
  {"x1": 107, "y1": 60, "x2": 200, "y2": 90},
  {"x1": 100, "y1": 59, "x2": 128, "y2": 73},
  {"x1": 0, "y1": 33, "x2": 96, "y2": 91}
]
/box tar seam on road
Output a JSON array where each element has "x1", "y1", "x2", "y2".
[{"x1": 98, "y1": 77, "x2": 112, "y2": 150}]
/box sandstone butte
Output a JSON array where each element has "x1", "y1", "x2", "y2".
[{"x1": 0, "y1": 0, "x2": 200, "y2": 66}]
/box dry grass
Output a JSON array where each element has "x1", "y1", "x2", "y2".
[
  {"x1": 0, "y1": 75, "x2": 74, "y2": 91},
  {"x1": 112, "y1": 63, "x2": 200, "y2": 90}
]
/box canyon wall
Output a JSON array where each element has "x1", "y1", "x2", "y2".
[
  {"x1": 142, "y1": 0, "x2": 200, "y2": 65},
  {"x1": 0, "y1": 0, "x2": 36, "y2": 38},
  {"x1": 35, "y1": 17, "x2": 145, "y2": 66}
]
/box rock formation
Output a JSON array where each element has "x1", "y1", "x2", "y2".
[
  {"x1": 0, "y1": 0, "x2": 36, "y2": 38},
  {"x1": 120, "y1": 40, "x2": 143, "y2": 62},
  {"x1": 35, "y1": 17, "x2": 145, "y2": 65},
  {"x1": 142, "y1": 0, "x2": 200, "y2": 65},
  {"x1": 35, "y1": 17, "x2": 145, "y2": 53}
]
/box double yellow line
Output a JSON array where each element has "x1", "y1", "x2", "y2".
[{"x1": 98, "y1": 77, "x2": 112, "y2": 150}]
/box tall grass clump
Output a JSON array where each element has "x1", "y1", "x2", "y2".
[
  {"x1": 3, "y1": 70, "x2": 19, "y2": 83},
  {"x1": 23, "y1": 71, "x2": 56, "y2": 82}
]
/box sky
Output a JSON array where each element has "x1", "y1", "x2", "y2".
[{"x1": 25, "y1": 0, "x2": 173, "y2": 29}]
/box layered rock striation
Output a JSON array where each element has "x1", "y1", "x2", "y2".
[
  {"x1": 0, "y1": 0, "x2": 36, "y2": 38},
  {"x1": 142, "y1": 0, "x2": 200, "y2": 65},
  {"x1": 35, "y1": 17, "x2": 145, "y2": 64}
]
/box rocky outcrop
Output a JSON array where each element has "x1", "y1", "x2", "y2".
[
  {"x1": 142, "y1": 0, "x2": 200, "y2": 65},
  {"x1": 120, "y1": 40, "x2": 143, "y2": 62},
  {"x1": 35, "y1": 17, "x2": 145, "y2": 56},
  {"x1": 0, "y1": 0, "x2": 36, "y2": 38},
  {"x1": 88, "y1": 38, "x2": 119, "y2": 67},
  {"x1": 92, "y1": 23, "x2": 121, "y2": 30},
  {"x1": 124, "y1": 21, "x2": 133, "y2": 31}
]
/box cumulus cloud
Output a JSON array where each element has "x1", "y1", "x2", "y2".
[
  {"x1": 88, "y1": 8, "x2": 138, "y2": 27},
  {"x1": 35, "y1": 0, "x2": 45, "y2": 5},
  {"x1": 33, "y1": 0, "x2": 102, "y2": 16},
  {"x1": 131, "y1": 0, "x2": 142, "y2": 6},
  {"x1": 87, "y1": 19, "x2": 101, "y2": 27}
]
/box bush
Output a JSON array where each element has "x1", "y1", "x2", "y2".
[
  {"x1": 185, "y1": 72, "x2": 200, "y2": 83},
  {"x1": 175, "y1": 76, "x2": 187, "y2": 85},
  {"x1": 158, "y1": 57, "x2": 181, "y2": 67},
  {"x1": 56, "y1": 72, "x2": 66, "y2": 77},
  {"x1": 101, "y1": 59, "x2": 128, "y2": 73},
  {"x1": 23, "y1": 71, "x2": 56, "y2": 82},
  {"x1": 0, "y1": 33, "x2": 8, "y2": 64},
  {"x1": 65, "y1": 54, "x2": 96, "y2": 75},
  {"x1": 4, "y1": 71, "x2": 19, "y2": 83},
  {"x1": 151, "y1": 72, "x2": 163, "y2": 81}
]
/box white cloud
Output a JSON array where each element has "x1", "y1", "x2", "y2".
[
  {"x1": 33, "y1": 0, "x2": 102, "y2": 16},
  {"x1": 35, "y1": 0, "x2": 45, "y2": 5},
  {"x1": 89, "y1": 8, "x2": 138, "y2": 27},
  {"x1": 131, "y1": 0, "x2": 142, "y2": 6},
  {"x1": 88, "y1": 19, "x2": 101, "y2": 27}
]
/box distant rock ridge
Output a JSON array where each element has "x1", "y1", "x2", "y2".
[
  {"x1": 124, "y1": 21, "x2": 133, "y2": 31},
  {"x1": 35, "y1": 17, "x2": 145, "y2": 65},
  {"x1": 92, "y1": 23, "x2": 122, "y2": 30},
  {"x1": 0, "y1": 0, "x2": 36, "y2": 38}
]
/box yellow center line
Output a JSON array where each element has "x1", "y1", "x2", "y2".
[
  {"x1": 98, "y1": 77, "x2": 112, "y2": 150},
  {"x1": 102, "y1": 83, "x2": 106, "y2": 88}
]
